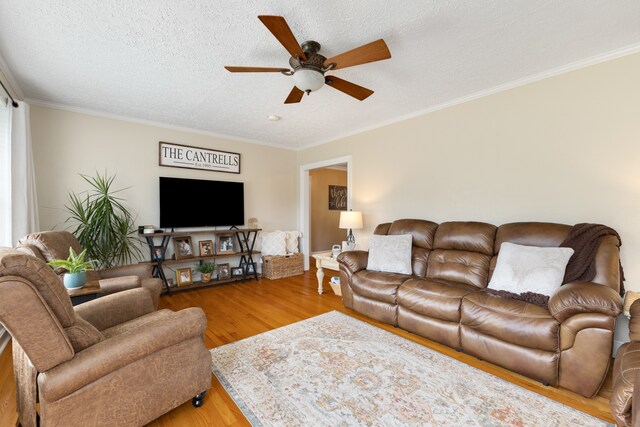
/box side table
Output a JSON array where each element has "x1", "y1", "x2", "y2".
[
  {"x1": 67, "y1": 280, "x2": 100, "y2": 306},
  {"x1": 312, "y1": 252, "x2": 340, "y2": 295}
]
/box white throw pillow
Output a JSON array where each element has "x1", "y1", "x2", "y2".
[
  {"x1": 367, "y1": 234, "x2": 413, "y2": 275},
  {"x1": 260, "y1": 231, "x2": 287, "y2": 256},
  {"x1": 488, "y1": 242, "x2": 574, "y2": 297},
  {"x1": 285, "y1": 231, "x2": 300, "y2": 253}
]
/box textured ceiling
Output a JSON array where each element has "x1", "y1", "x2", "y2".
[{"x1": 1, "y1": 1, "x2": 639, "y2": 149}]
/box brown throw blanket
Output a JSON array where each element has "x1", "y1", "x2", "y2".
[
  {"x1": 488, "y1": 223, "x2": 625, "y2": 308},
  {"x1": 560, "y1": 223, "x2": 625, "y2": 295}
]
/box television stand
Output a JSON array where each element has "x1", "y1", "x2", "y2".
[{"x1": 139, "y1": 228, "x2": 261, "y2": 294}]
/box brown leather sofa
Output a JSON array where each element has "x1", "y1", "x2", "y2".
[
  {"x1": 338, "y1": 219, "x2": 622, "y2": 398},
  {"x1": 0, "y1": 248, "x2": 211, "y2": 426},
  {"x1": 16, "y1": 231, "x2": 162, "y2": 307},
  {"x1": 611, "y1": 300, "x2": 640, "y2": 426}
]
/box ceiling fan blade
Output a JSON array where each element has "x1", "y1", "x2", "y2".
[
  {"x1": 284, "y1": 86, "x2": 304, "y2": 104},
  {"x1": 324, "y1": 39, "x2": 391, "y2": 70},
  {"x1": 225, "y1": 66, "x2": 289, "y2": 73},
  {"x1": 258, "y1": 15, "x2": 306, "y2": 60},
  {"x1": 325, "y1": 76, "x2": 374, "y2": 101}
]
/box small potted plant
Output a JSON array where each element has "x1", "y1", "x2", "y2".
[
  {"x1": 47, "y1": 247, "x2": 95, "y2": 289},
  {"x1": 194, "y1": 261, "x2": 216, "y2": 283}
]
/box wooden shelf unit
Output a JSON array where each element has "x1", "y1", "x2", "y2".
[{"x1": 140, "y1": 228, "x2": 261, "y2": 294}]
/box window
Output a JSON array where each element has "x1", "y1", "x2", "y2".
[{"x1": 0, "y1": 95, "x2": 11, "y2": 246}]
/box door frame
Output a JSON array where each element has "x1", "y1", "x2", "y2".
[{"x1": 299, "y1": 155, "x2": 353, "y2": 270}]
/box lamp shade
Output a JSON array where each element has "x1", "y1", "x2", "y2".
[
  {"x1": 292, "y1": 69, "x2": 325, "y2": 92},
  {"x1": 339, "y1": 211, "x2": 363, "y2": 230}
]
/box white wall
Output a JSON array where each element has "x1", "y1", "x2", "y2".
[
  {"x1": 30, "y1": 106, "x2": 298, "y2": 237},
  {"x1": 298, "y1": 52, "x2": 640, "y2": 294}
]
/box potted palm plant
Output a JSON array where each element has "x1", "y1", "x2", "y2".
[
  {"x1": 194, "y1": 261, "x2": 216, "y2": 283},
  {"x1": 65, "y1": 172, "x2": 142, "y2": 269},
  {"x1": 47, "y1": 247, "x2": 95, "y2": 289}
]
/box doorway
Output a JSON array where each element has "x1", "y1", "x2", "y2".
[{"x1": 299, "y1": 156, "x2": 352, "y2": 270}]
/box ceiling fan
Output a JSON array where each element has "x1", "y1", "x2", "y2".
[{"x1": 225, "y1": 15, "x2": 392, "y2": 104}]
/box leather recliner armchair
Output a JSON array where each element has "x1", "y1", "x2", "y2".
[
  {"x1": 611, "y1": 300, "x2": 640, "y2": 426},
  {"x1": 16, "y1": 230, "x2": 162, "y2": 307},
  {"x1": 0, "y1": 248, "x2": 211, "y2": 426}
]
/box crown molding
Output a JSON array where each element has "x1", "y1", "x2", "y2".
[
  {"x1": 25, "y1": 98, "x2": 297, "y2": 151},
  {"x1": 298, "y1": 42, "x2": 640, "y2": 150}
]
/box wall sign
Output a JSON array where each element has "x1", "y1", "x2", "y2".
[
  {"x1": 328, "y1": 185, "x2": 347, "y2": 210},
  {"x1": 159, "y1": 142, "x2": 240, "y2": 174}
]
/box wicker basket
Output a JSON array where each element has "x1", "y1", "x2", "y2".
[{"x1": 262, "y1": 253, "x2": 304, "y2": 280}]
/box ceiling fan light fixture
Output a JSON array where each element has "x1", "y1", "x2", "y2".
[{"x1": 292, "y1": 68, "x2": 324, "y2": 93}]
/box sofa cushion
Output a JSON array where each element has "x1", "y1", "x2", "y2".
[
  {"x1": 351, "y1": 270, "x2": 411, "y2": 304},
  {"x1": 387, "y1": 219, "x2": 438, "y2": 249},
  {"x1": 427, "y1": 249, "x2": 491, "y2": 288},
  {"x1": 434, "y1": 222, "x2": 497, "y2": 256},
  {"x1": 488, "y1": 242, "x2": 574, "y2": 297},
  {"x1": 461, "y1": 291, "x2": 559, "y2": 352},
  {"x1": 494, "y1": 223, "x2": 571, "y2": 254},
  {"x1": 367, "y1": 234, "x2": 412, "y2": 274},
  {"x1": 398, "y1": 278, "x2": 478, "y2": 322}
]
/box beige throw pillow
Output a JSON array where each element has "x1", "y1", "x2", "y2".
[
  {"x1": 488, "y1": 242, "x2": 574, "y2": 297},
  {"x1": 260, "y1": 231, "x2": 287, "y2": 256},
  {"x1": 367, "y1": 234, "x2": 413, "y2": 275}
]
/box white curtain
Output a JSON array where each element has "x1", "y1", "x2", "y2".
[{"x1": 0, "y1": 100, "x2": 39, "y2": 247}]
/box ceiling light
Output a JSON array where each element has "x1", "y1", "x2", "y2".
[
  {"x1": 292, "y1": 68, "x2": 325, "y2": 94},
  {"x1": 267, "y1": 115, "x2": 281, "y2": 121}
]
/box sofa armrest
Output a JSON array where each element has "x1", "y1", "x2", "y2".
[
  {"x1": 98, "y1": 263, "x2": 153, "y2": 279},
  {"x1": 610, "y1": 342, "x2": 640, "y2": 426},
  {"x1": 39, "y1": 307, "x2": 207, "y2": 402},
  {"x1": 548, "y1": 282, "x2": 622, "y2": 323},
  {"x1": 337, "y1": 250, "x2": 369, "y2": 274},
  {"x1": 74, "y1": 288, "x2": 155, "y2": 331}
]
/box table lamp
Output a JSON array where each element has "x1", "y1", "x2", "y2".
[{"x1": 339, "y1": 210, "x2": 363, "y2": 250}]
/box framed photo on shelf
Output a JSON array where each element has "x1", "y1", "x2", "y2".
[
  {"x1": 153, "y1": 246, "x2": 164, "y2": 261},
  {"x1": 231, "y1": 267, "x2": 244, "y2": 277},
  {"x1": 173, "y1": 236, "x2": 193, "y2": 259},
  {"x1": 199, "y1": 240, "x2": 213, "y2": 257},
  {"x1": 176, "y1": 268, "x2": 192, "y2": 286},
  {"x1": 245, "y1": 262, "x2": 256, "y2": 275},
  {"x1": 217, "y1": 263, "x2": 230, "y2": 279},
  {"x1": 217, "y1": 234, "x2": 235, "y2": 254}
]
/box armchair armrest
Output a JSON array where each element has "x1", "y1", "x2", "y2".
[
  {"x1": 74, "y1": 288, "x2": 155, "y2": 331},
  {"x1": 98, "y1": 275, "x2": 140, "y2": 295},
  {"x1": 98, "y1": 263, "x2": 153, "y2": 279},
  {"x1": 40, "y1": 307, "x2": 207, "y2": 402},
  {"x1": 337, "y1": 250, "x2": 369, "y2": 274},
  {"x1": 548, "y1": 282, "x2": 622, "y2": 323}
]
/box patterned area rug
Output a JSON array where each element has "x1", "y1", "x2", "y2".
[{"x1": 210, "y1": 311, "x2": 609, "y2": 426}]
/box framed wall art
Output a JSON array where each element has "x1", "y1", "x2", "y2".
[{"x1": 328, "y1": 185, "x2": 347, "y2": 210}]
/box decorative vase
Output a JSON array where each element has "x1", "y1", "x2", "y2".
[
  {"x1": 64, "y1": 271, "x2": 86, "y2": 289},
  {"x1": 201, "y1": 273, "x2": 212, "y2": 283}
]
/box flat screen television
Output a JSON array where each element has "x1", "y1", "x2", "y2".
[{"x1": 159, "y1": 177, "x2": 244, "y2": 228}]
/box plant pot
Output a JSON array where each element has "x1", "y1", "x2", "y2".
[
  {"x1": 64, "y1": 272, "x2": 86, "y2": 289},
  {"x1": 201, "y1": 273, "x2": 212, "y2": 283}
]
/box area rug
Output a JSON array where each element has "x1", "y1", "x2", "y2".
[{"x1": 210, "y1": 311, "x2": 609, "y2": 426}]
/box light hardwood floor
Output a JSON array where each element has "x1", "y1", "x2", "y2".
[{"x1": 0, "y1": 268, "x2": 616, "y2": 426}]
